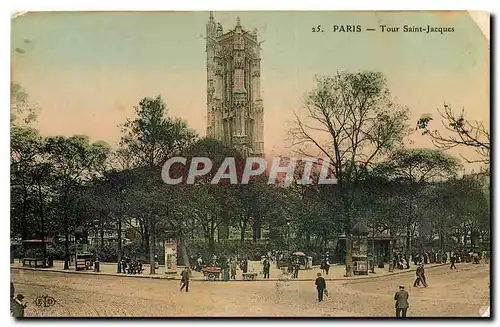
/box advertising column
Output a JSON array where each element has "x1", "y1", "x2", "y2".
[{"x1": 164, "y1": 240, "x2": 178, "y2": 276}]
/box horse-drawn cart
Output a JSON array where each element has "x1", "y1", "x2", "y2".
[{"x1": 202, "y1": 267, "x2": 222, "y2": 281}]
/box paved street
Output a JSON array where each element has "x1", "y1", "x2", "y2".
[
  {"x1": 11, "y1": 259, "x2": 442, "y2": 280},
  {"x1": 11, "y1": 263, "x2": 489, "y2": 317}
]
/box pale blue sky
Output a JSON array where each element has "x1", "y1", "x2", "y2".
[{"x1": 12, "y1": 11, "x2": 489, "y2": 165}]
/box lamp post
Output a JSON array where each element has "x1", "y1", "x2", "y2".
[
  {"x1": 287, "y1": 222, "x2": 291, "y2": 252},
  {"x1": 117, "y1": 186, "x2": 125, "y2": 273},
  {"x1": 371, "y1": 223, "x2": 376, "y2": 273}
]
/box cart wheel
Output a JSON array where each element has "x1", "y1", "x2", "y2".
[{"x1": 208, "y1": 274, "x2": 216, "y2": 281}]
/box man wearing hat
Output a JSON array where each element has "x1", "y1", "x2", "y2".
[
  {"x1": 180, "y1": 267, "x2": 190, "y2": 292},
  {"x1": 414, "y1": 263, "x2": 428, "y2": 287},
  {"x1": 394, "y1": 285, "x2": 409, "y2": 318},
  {"x1": 315, "y1": 273, "x2": 327, "y2": 302}
]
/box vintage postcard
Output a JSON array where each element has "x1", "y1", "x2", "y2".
[{"x1": 10, "y1": 11, "x2": 490, "y2": 318}]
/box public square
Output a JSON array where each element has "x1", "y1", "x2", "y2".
[
  {"x1": 11, "y1": 262, "x2": 489, "y2": 317},
  {"x1": 11, "y1": 10, "x2": 490, "y2": 320}
]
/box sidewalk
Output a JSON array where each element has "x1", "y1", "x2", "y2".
[{"x1": 10, "y1": 259, "x2": 447, "y2": 282}]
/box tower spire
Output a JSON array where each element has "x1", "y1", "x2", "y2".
[
  {"x1": 209, "y1": 11, "x2": 214, "y2": 21},
  {"x1": 236, "y1": 16, "x2": 241, "y2": 26}
]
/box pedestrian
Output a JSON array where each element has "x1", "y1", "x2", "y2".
[
  {"x1": 196, "y1": 256, "x2": 203, "y2": 272},
  {"x1": 126, "y1": 259, "x2": 132, "y2": 274},
  {"x1": 287, "y1": 257, "x2": 293, "y2": 274},
  {"x1": 293, "y1": 262, "x2": 299, "y2": 279},
  {"x1": 414, "y1": 263, "x2": 427, "y2": 287},
  {"x1": 394, "y1": 285, "x2": 409, "y2": 318},
  {"x1": 413, "y1": 264, "x2": 422, "y2": 287},
  {"x1": 473, "y1": 252, "x2": 480, "y2": 264},
  {"x1": 94, "y1": 255, "x2": 100, "y2": 273},
  {"x1": 391, "y1": 257, "x2": 397, "y2": 272},
  {"x1": 413, "y1": 264, "x2": 420, "y2": 287},
  {"x1": 11, "y1": 294, "x2": 27, "y2": 318},
  {"x1": 241, "y1": 259, "x2": 248, "y2": 274},
  {"x1": 450, "y1": 254, "x2": 457, "y2": 269},
  {"x1": 324, "y1": 258, "x2": 330, "y2": 275},
  {"x1": 121, "y1": 257, "x2": 127, "y2": 274},
  {"x1": 10, "y1": 284, "x2": 26, "y2": 318},
  {"x1": 180, "y1": 267, "x2": 190, "y2": 292},
  {"x1": 221, "y1": 258, "x2": 229, "y2": 281},
  {"x1": 263, "y1": 258, "x2": 270, "y2": 279},
  {"x1": 230, "y1": 259, "x2": 237, "y2": 280},
  {"x1": 320, "y1": 258, "x2": 326, "y2": 274},
  {"x1": 315, "y1": 273, "x2": 327, "y2": 302}
]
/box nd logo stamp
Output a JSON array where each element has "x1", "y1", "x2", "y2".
[{"x1": 35, "y1": 295, "x2": 57, "y2": 308}]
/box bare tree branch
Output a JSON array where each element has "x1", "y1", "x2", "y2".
[{"x1": 417, "y1": 103, "x2": 490, "y2": 165}]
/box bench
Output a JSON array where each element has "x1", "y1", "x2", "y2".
[
  {"x1": 22, "y1": 258, "x2": 44, "y2": 268},
  {"x1": 242, "y1": 272, "x2": 258, "y2": 281}
]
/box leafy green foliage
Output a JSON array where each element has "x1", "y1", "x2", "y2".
[
  {"x1": 10, "y1": 86, "x2": 490, "y2": 271},
  {"x1": 11, "y1": 82, "x2": 38, "y2": 126},
  {"x1": 120, "y1": 95, "x2": 197, "y2": 167}
]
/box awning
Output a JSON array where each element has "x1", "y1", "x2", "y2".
[{"x1": 292, "y1": 252, "x2": 306, "y2": 256}]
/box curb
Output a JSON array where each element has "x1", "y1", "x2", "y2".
[{"x1": 10, "y1": 263, "x2": 448, "y2": 282}]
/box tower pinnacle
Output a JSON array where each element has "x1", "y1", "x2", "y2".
[
  {"x1": 209, "y1": 11, "x2": 214, "y2": 21},
  {"x1": 236, "y1": 16, "x2": 241, "y2": 26}
]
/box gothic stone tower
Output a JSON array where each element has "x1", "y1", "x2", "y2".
[{"x1": 206, "y1": 13, "x2": 264, "y2": 157}]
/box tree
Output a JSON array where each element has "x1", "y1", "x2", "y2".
[
  {"x1": 44, "y1": 135, "x2": 110, "y2": 269},
  {"x1": 416, "y1": 104, "x2": 490, "y2": 165},
  {"x1": 290, "y1": 71, "x2": 409, "y2": 276},
  {"x1": 174, "y1": 138, "x2": 243, "y2": 252},
  {"x1": 446, "y1": 175, "x2": 489, "y2": 249},
  {"x1": 119, "y1": 95, "x2": 197, "y2": 274},
  {"x1": 285, "y1": 166, "x2": 341, "y2": 251},
  {"x1": 84, "y1": 168, "x2": 136, "y2": 272},
  {"x1": 11, "y1": 126, "x2": 44, "y2": 239},
  {"x1": 233, "y1": 175, "x2": 274, "y2": 244},
  {"x1": 11, "y1": 82, "x2": 38, "y2": 126},
  {"x1": 374, "y1": 148, "x2": 459, "y2": 264},
  {"x1": 120, "y1": 95, "x2": 197, "y2": 168},
  {"x1": 354, "y1": 170, "x2": 403, "y2": 262}
]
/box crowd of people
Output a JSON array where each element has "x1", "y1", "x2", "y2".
[
  {"x1": 393, "y1": 249, "x2": 490, "y2": 318},
  {"x1": 11, "y1": 246, "x2": 489, "y2": 318},
  {"x1": 391, "y1": 253, "x2": 409, "y2": 270},
  {"x1": 390, "y1": 249, "x2": 489, "y2": 271},
  {"x1": 190, "y1": 251, "x2": 321, "y2": 280},
  {"x1": 192, "y1": 254, "x2": 252, "y2": 281},
  {"x1": 118, "y1": 256, "x2": 144, "y2": 275}
]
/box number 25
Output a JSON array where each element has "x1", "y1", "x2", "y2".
[{"x1": 312, "y1": 25, "x2": 322, "y2": 32}]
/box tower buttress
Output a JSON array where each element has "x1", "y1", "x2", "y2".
[{"x1": 206, "y1": 12, "x2": 217, "y2": 137}]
